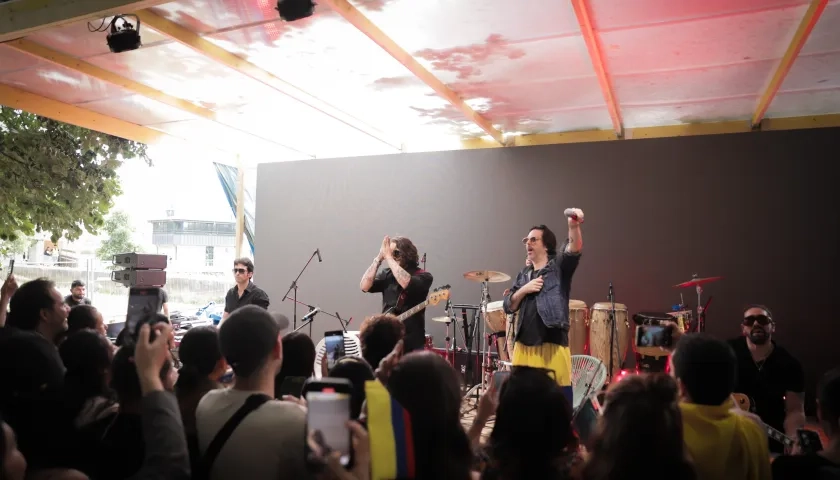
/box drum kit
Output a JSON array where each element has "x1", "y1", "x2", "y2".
[{"x1": 430, "y1": 270, "x2": 723, "y2": 396}]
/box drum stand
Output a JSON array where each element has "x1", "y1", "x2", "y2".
[
  {"x1": 463, "y1": 280, "x2": 491, "y2": 408},
  {"x1": 607, "y1": 282, "x2": 619, "y2": 381},
  {"x1": 695, "y1": 284, "x2": 705, "y2": 332}
]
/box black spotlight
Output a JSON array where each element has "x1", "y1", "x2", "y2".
[
  {"x1": 276, "y1": 0, "x2": 316, "y2": 22},
  {"x1": 106, "y1": 15, "x2": 142, "y2": 53}
]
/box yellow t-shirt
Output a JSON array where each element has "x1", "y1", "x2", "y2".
[{"x1": 680, "y1": 400, "x2": 772, "y2": 480}]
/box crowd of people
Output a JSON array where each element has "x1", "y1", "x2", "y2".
[{"x1": 0, "y1": 264, "x2": 837, "y2": 480}]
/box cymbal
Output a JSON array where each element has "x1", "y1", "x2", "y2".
[
  {"x1": 674, "y1": 276, "x2": 723, "y2": 288},
  {"x1": 432, "y1": 316, "x2": 454, "y2": 324},
  {"x1": 463, "y1": 270, "x2": 511, "y2": 283}
]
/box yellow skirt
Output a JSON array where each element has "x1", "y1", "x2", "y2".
[{"x1": 512, "y1": 342, "x2": 573, "y2": 405}]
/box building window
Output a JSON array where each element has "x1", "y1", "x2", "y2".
[{"x1": 205, "y1": 246, "x2": 214, "y2": 267}]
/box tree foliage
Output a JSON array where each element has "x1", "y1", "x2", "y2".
[
  {"x1": 96, "y1": 211, "x2": 142, "y2": 262},
  {"x1": 0, "y1": 234, "x2": 32, "y2": 257},
  {"x1": 0, "y1": 107, "x2": 151, "y2": 242}
]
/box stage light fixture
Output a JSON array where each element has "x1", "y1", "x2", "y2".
[
  {"x1": 276, "y1": 0, "x2": 315, "y2": 21},
  {"x1": 103, "y1": 14, "x2": 142, "y2": 53}
]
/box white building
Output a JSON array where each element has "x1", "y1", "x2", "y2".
[{"x1": 150, "y1": 217, "x2": 238, "y2": 272}]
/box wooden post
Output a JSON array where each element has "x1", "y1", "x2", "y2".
[{"x1": 234, "y1": 155, "x2": 245, "y2": 259}]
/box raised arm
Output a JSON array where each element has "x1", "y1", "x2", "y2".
[
  {"x1": 565, "y1": 208, "x2": 583, "y2": 254},
  {"x1": 385, "y1": 256, "x2": 412, "y2": 290},
  {"x1": 360, "y1": 256, "x2": 383, "y2": 292}
]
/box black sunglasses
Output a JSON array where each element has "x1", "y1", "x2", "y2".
[
  {"x1": 743, "y1": 315, "x2": 772, "y2": 326},
  {"x1": 233, "y1": 268, "x2": 248, "y2": 274}
]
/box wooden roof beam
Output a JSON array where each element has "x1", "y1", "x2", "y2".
[
  {"x1": 134, "y1": 9, "x2": 404, "y2": 153},
  {"x1": 751, "y1": 0, "x2": 828, "y2": 127},
  {"x1": 572, "y1": 0, "x2": 624, "y2": 138},
  {"x1": 0, "y1": 82, "x2": 172, "y2": 145},
  {"x1": 319, "y1": 0, "x2": 505, "y2": 146},
  {"x1": 0, "y1": 0, "x2": 170, "y2": 43},
  {"x1": 6, "y1": 38, "x2": 314, "y2": 158}
]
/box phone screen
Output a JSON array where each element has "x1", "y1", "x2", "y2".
[
  {"x1": 635, "y1": 325, "x2": 671, "y2": 348},
  {"x1": 797, "y1": 429, "x2": 823, "y2": 453},
  {"x1": 306, "y1": 391, "x2": 352, "y2": 466},
  {"x1": 126, "y1": 287, "x2": 165, "y2": 334},
  {"x1": 324, "y1": 331, "x2": 345, "y2": 371},
  {"x1": 492, "y1": 370, "x2": 510, "y2": 398},
  {"x1": 7, "y1": 259, "x2": 14, "y2": 278}
]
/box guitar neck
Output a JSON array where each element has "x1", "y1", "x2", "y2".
[
  {"x1": 764, "y1": 423, "x2": 794, "y2": 448},
  {"x1": 397, "y1": 301, "x2": 428, "y2": 322}
]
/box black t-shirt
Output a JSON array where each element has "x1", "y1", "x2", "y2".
[
  {"x1": 64, "y1": 294, "x2": 92, "y2": 307},
  {"x1": 368, "y1": 267, "x2": 433, "y2": 352},
  {"x1": 515, "y1": 253, "x2": 580, "y2": 347},
  {"x1": 728, "y1": 336, "x2": 805, "y2": 453},
  {"x1": 772, "y1": 454, "x2": 840, "y2": 480},
  {"x1": 224, "y1": 282, "x2": 270, "y2": 314},
  {"x1": 160, "y1": 289, "x2": 168, "y2": 304}
]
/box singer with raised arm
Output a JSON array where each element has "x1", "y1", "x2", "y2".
[
  {"x1": 503, "y1": 209, "x2": 584, "y2": 404},
  {"x1": 360, "y1": 236, "x2": 433, "y2": 352}
]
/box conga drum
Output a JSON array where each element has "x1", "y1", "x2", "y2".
[
  {"x1": 589, "y1": 302, "x2": 629, "y2": 378},
  {"x1": 568, "y1": 300, "x2": 589, "y2": 356}
]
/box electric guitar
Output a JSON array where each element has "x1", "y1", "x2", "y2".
[
  {"x1": 394, "y1": 285, "x2": 451, "y2": 322},
  {"x1": 731, "y1": 393, "x2": 795, "y2": 449}
]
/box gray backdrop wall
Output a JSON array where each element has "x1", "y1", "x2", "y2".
[{"x1": 256, "y1": 127, "x2": 838, "y2": 408}]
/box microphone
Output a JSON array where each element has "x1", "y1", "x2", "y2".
[
  {"x1": 564, "y1": 208, "x2": 583, "y2": 222},
  {"x1": 421, "y1": 253, "x2": 426, "y2": 264},
  {"x1": 301, "y1": 308, "x2": 321, "y2": 322},
  {"x1": 315, "y1": 249, "x2": 322, "y2": 262}
]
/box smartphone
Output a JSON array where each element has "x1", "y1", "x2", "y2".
[
  {"x1": 305, "y1": 378, "x2": 354, "y2": 468},
  {"x1": 6, "y1": 259, "x2": 14, "y2": 278},
  {"x1": 126, "y1": 287, "x2": 165, "y2": 335},
  {"x1": 323, "y1": 330, "x2": 346, "y2": 371},
  {"x1": 797, "y1": 429, "x2": 823, "y2": 454},
  {"x1": 278, "y1": 375, "x2": 307, "y2": 398},
  {"x1": 635, "y1": 325, "x2": 672, "y2": 348},
  {"x1": 492, "y1": 370, "x2": 510, "y2": 399}
]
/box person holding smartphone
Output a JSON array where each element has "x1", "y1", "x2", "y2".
[{"x1": 503, "y1": 210, "x2": 584, "y2": 405}]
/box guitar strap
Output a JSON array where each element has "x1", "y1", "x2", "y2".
[{"x1": 395, "y1": 268, "x2": 426, "y2": 312}]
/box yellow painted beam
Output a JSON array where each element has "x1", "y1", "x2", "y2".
[
  {"x1": 319, "y1": 0, "x2": 505, "y2": 146},
  {"x1": 572, "y1": 0, "x2": 623, "y2": 137},
  {"x1": 6, "y1": 38, "x2": 314, "y2": 158},
  {"x1": 0, "y1": 82, "x2": 172, "y2": 145},
  {"x1": 751, "y1": 0, "x2": 829, "y2": 127},
  {"x1": 0, "y1": 0, "x2": 170, "y2": 42},
  {"x1": 134, "y1": 9, "x2": 403, "y2": 152},
  {"x1": 461, "y1": 114, "x2": 840, "y2": 150}
]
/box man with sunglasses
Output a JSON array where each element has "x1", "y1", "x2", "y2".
[
  {"x1": 222, "y1": 257, "x2": 270, "y2": 323},
  {"x1": 502, "y1": 209, "x2": 584, "y2": 405},
  {"x1": 727, "y1": 305, "x2": 806, "y2": 454},
  {"x1": 360, "y1": 235, "x2": 432, "y2": 353}
]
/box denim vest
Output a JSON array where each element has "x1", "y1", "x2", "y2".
[{"x1": 503, "y1": 253, "x2": 578, "y2": 330}]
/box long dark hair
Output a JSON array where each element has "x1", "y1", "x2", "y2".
[
  {"x1": 387, "y1": 352, "x2": 472, "y2": 480},
  {"x1": 59, "y1": 330, "x2": 114, "y2": 418},
  {"x1": 392, "y1": 236, "x2": 420, "y2": 270},
  {"x1": 487, "y1": 367, "x2": 578, "y2": 479},
  {"x1": 176, "y1": 326, "x2": 222, "y2": 395},
  {"x1": 582, "y1": 374, "x2": 696, "y2": 480}
]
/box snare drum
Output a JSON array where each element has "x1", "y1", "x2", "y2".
[
  {"x1": 484, "y1": 300, "x2": 507, "y2": 333},
  {"x1": 590, "y1": 302, "x2": 629, "y2": 378},
  {"x1": 668, "y1": 310, "x2": 691, "y2": 333},
  {"x1": 569, "y1": 300, "x2": 589, "y2": 356},
  {"x1": 424, "y1": 334, "x2": 434, "y2": 350}
]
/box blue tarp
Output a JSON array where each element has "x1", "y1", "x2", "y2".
[{"x1": 213, "y1": 162, "x2": 255, "y2": 255}]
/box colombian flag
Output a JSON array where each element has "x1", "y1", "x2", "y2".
[{"x1": 365, "y1": 380, "x2": 415, "y2": 480}]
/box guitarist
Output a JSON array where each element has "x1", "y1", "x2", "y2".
[
  {"x1": 360, "y1": 235, "x2": 432, "y2": 353},
  {"x1": 728, "y1": 305, "x2": 807, "y2": 455}
]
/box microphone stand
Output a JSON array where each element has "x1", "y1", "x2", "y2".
[
  {"x1": 282, "y1": 249, "x2": 320, "y2": 330},
  {"x1": 608, "y1": 282, "x2": 617, "y2": 381},
  {"x1": 287, "y1": 298, "x2": 350, "y2": 335}
]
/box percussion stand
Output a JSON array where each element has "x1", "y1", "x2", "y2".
[
  {"x1": 463, "y1": 280, "x2": 491, "y2": 403},
  {"x1": 695, "y1": 284, "x2": 705, "y2": 332},
  {"x1": 608, "y1": 282, "x2": 618, "y2": 381}
]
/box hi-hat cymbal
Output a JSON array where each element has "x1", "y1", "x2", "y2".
[
  {"x1": 432, "y1": 316, "x2": 455, "y2": 324},
  {"x1": 674, "y1": 276, "x2": 723, "y2": 288},
  {"x1": 463, "y1": 270, "x2": 511, "y2": 283}
]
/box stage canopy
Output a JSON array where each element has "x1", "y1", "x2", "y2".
[{"x1": 1, "y1": 0, "x2": 839, "y2": 160}]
